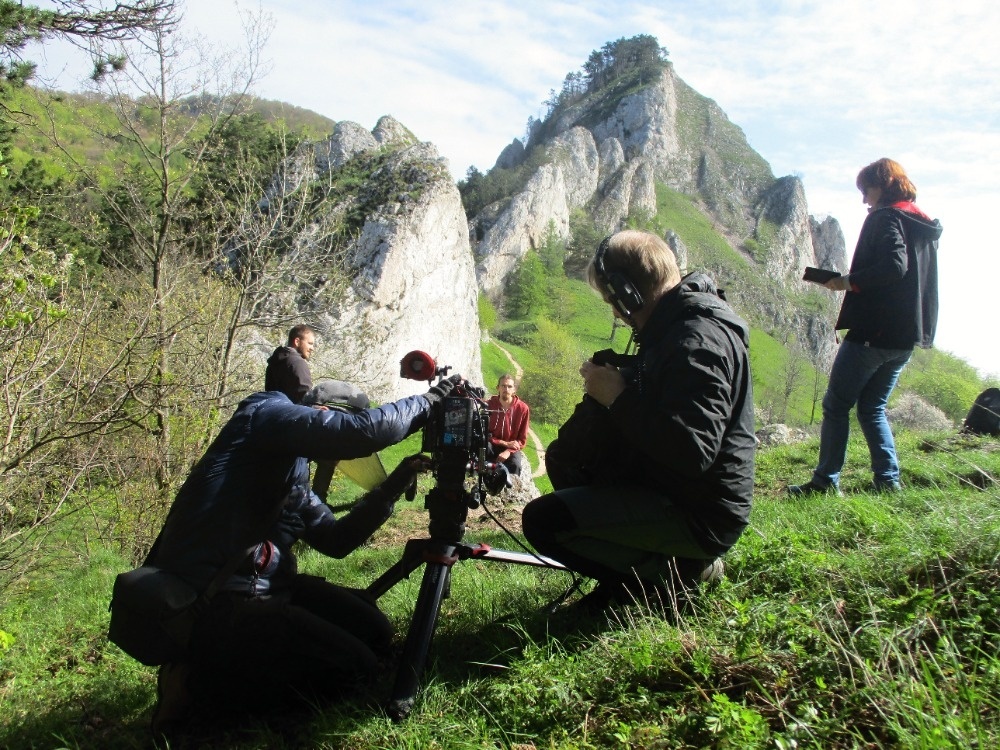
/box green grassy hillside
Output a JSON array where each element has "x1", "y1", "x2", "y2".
[
  {"x1": 3, "y1": 430, "x2": 998, "y2": 749},
  {"x1": 5, "y1": 86, "x2": 336, "y2": 176}
]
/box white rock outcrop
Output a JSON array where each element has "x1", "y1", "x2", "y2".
[
  {"x1": 255, "y1": 121, "x2": 482, "y2": 402},
  {"x1": 475, "y1": 164, "x2": 571, "y2": 298}
]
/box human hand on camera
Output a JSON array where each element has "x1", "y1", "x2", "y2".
[
  {"x1": 824, "y1": 275, "x2": 852, "y2": 292},
  {"x1": 580, "y1": 359, "x2": 626, "y2": 407},
  {"x1": 424, "y1": 373, "x2": 463, "y2": 406},
  {"x1": 380, "y1": 454, "x2": 432, "y2": 502}
]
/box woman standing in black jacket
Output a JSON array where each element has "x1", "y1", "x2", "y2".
[{"x1": 789, "y1": 158, "x2": 942, "y2": 496}]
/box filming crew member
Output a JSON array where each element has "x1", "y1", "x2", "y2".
[
  {"x1": 522, "y1": 230, "x2": 755, "y2": 610},
  {"x1": 265, "y1": 323, "x2": 317, "y2": 404},
  {"x1": 145, "y1": 374, "x2": 462, "y2": 732}
]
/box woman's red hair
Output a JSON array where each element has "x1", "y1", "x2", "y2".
[{"x1": 856, "y1": 158, "x2": 917, "y2": 203}]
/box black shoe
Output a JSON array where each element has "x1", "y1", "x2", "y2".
[
  {"x1": 787, "y1": 480, "x2": 843, "y2": 497},
  {"x1": 573, "y1": 580, "x2": 626, "y2": 613}
]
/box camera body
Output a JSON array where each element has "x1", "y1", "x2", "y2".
[
  {"x1": 423, "y1": 393, "x2": 482, "y2": 455},
  {"x1": 420, "y1": 382, "x2": 510, "y2": 500},
  {"x1": 399, "y1": 351, "x2": 510, "y2": 524}
]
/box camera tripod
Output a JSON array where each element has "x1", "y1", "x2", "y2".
[{"x1": 365, "y1": 464, "x2": 565, "y2": 722}]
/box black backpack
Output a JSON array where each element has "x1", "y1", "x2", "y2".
[{"x1": 963, "y1": 388, "x2": 1000, "y2": 437}]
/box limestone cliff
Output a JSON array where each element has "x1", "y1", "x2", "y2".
[{"x1": 251, "y1": 116, "x2": 482, "y2": 401}]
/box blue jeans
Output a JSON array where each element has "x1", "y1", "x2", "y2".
[{"x1": 813, "y1": 340, "x2": 912, "y2": 489}]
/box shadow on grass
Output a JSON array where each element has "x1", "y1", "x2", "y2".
[
  {"x1": 1, "y1": 674, "x2": 389, "y2": 750},
  {"x1": 1, "y1": 683, "x2": 153, "y2": 750}
]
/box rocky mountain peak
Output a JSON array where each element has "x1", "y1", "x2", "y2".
[{"x1": 469, "y1": 62, "x2": 846, "y2": 365}]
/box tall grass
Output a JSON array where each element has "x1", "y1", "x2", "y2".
[{"x1": 2, "y1": 429, "x2": 998, "y2": 749}]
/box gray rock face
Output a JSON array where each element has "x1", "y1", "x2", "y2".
[
  {"x1": 473, "y1": 128, "x2": 603, "y2": 298},
  {"x1": 255, "y1": 123, "x2": 482, "y2": 402},
  {"x1": 475, "y1": 163, "x2": 571, "y2": 298},
  {"x1": 494, "y1": 139, "x2": 525, "y2": 170},
  {"x1": 372, "y1": 115, "x2": 417, "y2": 148},
  {"x1": 810, "y1": 216, "x2": 849, "y2": 275},
  {"x1": 758, "y1": 176, "x2": 819, "y2": 282},
  {"x1": 321, "y1": 162, "x2": 481, "y2": 400},
  {"x1": 591, "y1": 69, "x2": 682, "y2": 170},
  {"x1": 471, "y1": 65, "x2": 847, "y2": 367},
  {"x1": 473, "y1": 66, "x2": 784, "y2": 298},
  {"x1": 317, "y1": 121, "x2": 379, "y2": 173}
]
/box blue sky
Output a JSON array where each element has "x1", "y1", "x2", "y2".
[{"x1": 28, "y1": 0, "x2": 1000, "y2": 378}]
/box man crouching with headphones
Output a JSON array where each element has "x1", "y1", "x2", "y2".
[{"x1": 522, "y1": 230, "x2": 755, "y2": 613}]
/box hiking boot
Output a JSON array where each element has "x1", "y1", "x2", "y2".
[
  {"x1": 151, "y1": 661, "x2": 193, "y2": 737},
  {"x1": 669, "y1": 557, "x2": 726, "y2": 588},
  {"x1": 787, "y1": 480, "x2": 843, "y2": 498}
]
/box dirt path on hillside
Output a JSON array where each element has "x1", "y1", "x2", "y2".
[{"x1": 490, "y1": 339, "x2": 547, "y2": 479}]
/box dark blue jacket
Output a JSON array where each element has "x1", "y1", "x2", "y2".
[{"x1": 147, "y1": 391, "x2": 430, "y2": 593}]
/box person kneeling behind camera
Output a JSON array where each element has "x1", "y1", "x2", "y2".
[
  {"x1": 146, "y1": 375, "x2": 460, "y2": 733},
  {"x1": 522, "y1": 231, "x2": 755, "y2": 611}
]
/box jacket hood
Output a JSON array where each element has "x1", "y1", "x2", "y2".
[
  {"x1": 883, "y1": 206, "x2": 944, "y2": 244},
  {"x1": 267, "y1": 345, "x2": 295, "y2": 366},
  {"x1": 655, "y1": 271, "x2": 751, "y2": 348}
]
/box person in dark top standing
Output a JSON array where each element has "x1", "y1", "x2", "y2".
[
  {"x1": 789, "y1": 158, "x2": 942, "y2": 496},
  {"x1": 486, "y1": 374, "x2": 530, "y2": 477},
  {"x1": 265, "y1": 324, "x2": 317, "y2": 404},
  {"x1": 521, "y1": 230, "x2": 755, "y2": 610}
]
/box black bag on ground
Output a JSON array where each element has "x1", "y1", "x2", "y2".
[
  {"x1": 108, "y1": 566, "x2": 203, "y2": 666},
  {"x1": 963, "y1": 387, "x2": 1000, "y2": 436}
]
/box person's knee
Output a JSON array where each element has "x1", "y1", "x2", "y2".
[
  {"x1": 507, "y1": 452, "x2": 527, "y2": 476},
  {"x1": 856, "y1": 398, "x2": 887, "y2": 422},
  {"x1": 522, "y1": 494, "x2": 575, "y2": 549},
  {"x1": 822, "y1": 388, "x2": 853, "y2": 416}
]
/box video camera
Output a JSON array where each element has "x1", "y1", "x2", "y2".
[{"x1": 399, "y1": 351, "x2": 511, "y2": 516}]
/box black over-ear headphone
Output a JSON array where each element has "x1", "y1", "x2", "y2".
[{"x1": 594, "y1": 235, "x2": 644, "y2": 318}]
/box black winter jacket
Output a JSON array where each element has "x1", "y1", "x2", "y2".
[
  {"x1": 607, "y1": 272, "x2": 755, "y2": 556},
  {"x1": 265, "y1": 346, "x2": 312, "y2": 403},
  {"x1": 146, "y1": 391, "x2": 430, "y2": 593},
  {"x1": 836, "y1": 205, "x2": 942, "y2": 349}
]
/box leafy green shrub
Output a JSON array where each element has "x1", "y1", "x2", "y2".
[
  {"x1": 519, "y1": 319, "x2": 585, "y2": 426},
  {"x1": 498, "y1": 320, "x2": 539, "y2": 348},
  {"x1": 505, "y1": 250, "x2": 548, "y2": 319}
]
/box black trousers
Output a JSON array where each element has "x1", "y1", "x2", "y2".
[
  {"x1": 189, "y1": 574, "x2": 394, "y2": 710},
  {"x1": 486, "y1": 444, "x2": 527, "y2": 476}
]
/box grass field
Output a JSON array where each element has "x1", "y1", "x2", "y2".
[{"x1": 2, "y1": 428, "x2": 999, "y2": 749}]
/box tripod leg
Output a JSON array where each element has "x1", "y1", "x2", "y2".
[
  {"x1": 387, "y1": 558, "x2": 452, "y2": 721},
  {"x1": 366, "y1": 539, "x2": 431, "y2": 599}
]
